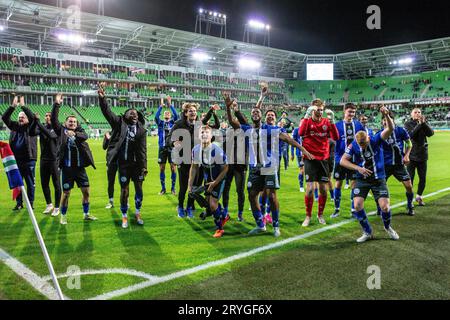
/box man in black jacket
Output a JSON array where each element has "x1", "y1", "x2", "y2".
[
  {"x1": 51, "y1": 94, "x2": 97, "y2": 225},
  {"x1": 98, "y1": 83, "x2": 147, "y2": 229},
  {"x1": 404, "y1": 108, "x2": 434, "y2": 206},
  {"x1": 166, "y1": 102, "x2": 200, "y2": 219},
  {"x1": 2, "y1": 96, "x2": 38, "y2": 210},
  {"x1": 22, "y1": 108, "x2": 61, "y2": 216}
]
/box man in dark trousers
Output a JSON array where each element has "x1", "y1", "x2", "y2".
[
  {"x1": 2, "y1": 95, "x2": 38, "y2": 210},
  {"x1": 98, "y1": 83, "x2": 147, "y2": 229},
  {"x1": 103, "y1": 131, "x2": 118, "y2": 209},
  {"x1": 21, "y1": 108, "x2": 61, "y2": 216},
  {"x1": 404, "y1": 108, "x2": 434, "y2": 206},
  {"x1": 51, "y1": 94, "x2": 97, "y2": 225}
]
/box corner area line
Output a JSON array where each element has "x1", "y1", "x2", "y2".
[{"x1": 90, "y1": 187, "x2": 450, "y2": 300}]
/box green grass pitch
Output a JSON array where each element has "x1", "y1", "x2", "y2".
[{"x1": 0, "y1": 132, "x2": 449, "y2": 300}]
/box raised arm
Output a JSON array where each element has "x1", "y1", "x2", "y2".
[
  {"x1": 98, "y1": 82, "x2": 121, "y2": 128},
  {"x1": 380, "y1": 107, "x2": 394, "y2": 141},
  {"x1": 279, "y1": 131, "x2": 314, "y2": 160},
  {"x1": 154, "y1": 104, "x2": 163, "y2": 126},
  {"x1": 167, "y1": 96, "x2": 179, "y2": 121},
  {"x1": 223, "y1": 93, "x2": 241, "y2": 130},
  {"x1": 51, "y1": 94, "x2": 63, "y2": 133},
  {"x1": 2, "y1": 96, "x2": 19, "y2": 131}
]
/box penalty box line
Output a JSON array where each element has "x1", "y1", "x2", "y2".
[{"x1": 90, "y1": 187, "x2": 450, "y2": 300}]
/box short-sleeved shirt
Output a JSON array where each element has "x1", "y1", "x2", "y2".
[
  {"x1": 240, "y1": 123, "x2": 281, "y2": 169},
  {"x1": 345, "y1": 132, "x2": 386, "y2": 180},
  {"x1": 192, "y1": 143, "x2": 227, "y2": 182},
  {"x1": 378, "y1": 126, "x2": 410, "y2": 166},
  {"x1": 335, "y1": 120, "x2": 364, "y2": 164}
]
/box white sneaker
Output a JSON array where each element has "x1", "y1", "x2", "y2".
[
  {"x1": 248, "y1": 226, "x2": 267, "y2": 235},
  {"x1": 300, "y1": 187, "x2": 305, "y2": 193},
  {"x1": 273, "y1": 227, "x2": 281, "y2": 237},
  {"x1": 318, "y1": 215, "x2": 326, "y2": 225},
  {"x1": 385, "y1": 226, "x2": 399, "y2": 240},
  {"x1": 356, "y1": 232, "x2": 374, "y2": 243},
  {"x1": 122, "y1": 217, "x2": 128, "y2": 229},
  {"x1": 302, "y1": 216, "x2": 311, "y2": 227},
  {"x1": 135, "y1": 213, "x2": 144, "y2": 226},
  {"x1": 43, "y1": 204, "x2": 54, "y2": 214},
  {"x1": 331, "y1": 210, "x2": 340, "y2": 219},
  {"x1": 60, "y1": 215, "x2": 67, "y2": 225},
  {"x1": 51, "y1": 208, "x2": 60, "y2": 217},
  {"x1": 105, "y1": 202, "x2": 114, "y2": 209}
]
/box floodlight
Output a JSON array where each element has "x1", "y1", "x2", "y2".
[
  {"x1": 192, "y1": 51, "x2": 211, "y2": 62},
  {"x1": 239, "y1": 57, "x2": 261, "y2": 69}
]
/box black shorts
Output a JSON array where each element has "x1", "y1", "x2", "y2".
[
  {"x1": 304, "y1": 159, "x2": 329, "y2": 183},
  {"x1": 333, "y1": 163, "x2": 356, "y2": 181},
  {"x1": 328, "y1": 157, "x2": 335, "y2": 176},
  {"x1": 354, "y1": 178, "x2": 389, "y2": 201},
  {"x1": 247, "y1": 166, "x2": 280, "y2": 192},
  {"x1": 118, "y1": 163, "x2": 145, "y2": 187},
  {"x1": 385, "y1": 165, "x2": 411, "y2": 182},
  {"x1": 158, "y1": 147, "x2": 172, "y2": 164},
  {"x1": 62, "y1": 167, "x2": 89, "y2": 191},
  {"x1": 205, "y1": 180, "x2": 226, "y2": 199}
]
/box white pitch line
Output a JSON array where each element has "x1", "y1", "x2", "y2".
[
  {"x1": 0, "y1": 248, "x2": 68, "y2": 300},
  {"x1": 2, "y1": 187, "x2": 449, "y2": 300},
  {"x1": 41, "y1": 268, "x2": 158, "y2": 282},
  {"x1": 90, "y1": 187, "x2": 450, "y2": 300}
]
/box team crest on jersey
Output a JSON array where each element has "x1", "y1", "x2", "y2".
[
  {"x1": 247, "y1": 181, "x2": 252, "y2": 188},
  {"x1": 364, "y1": 152, "x2": 371, "y2": 158},
  {"x1": 120, "y1": 176, "x2": 127, "y2": 183},
  {"x1": 63, "y1": 183, "x2": 70, "y2": 189},
  {"x1": 322, "y1": 125, "x2": 328, "y2": 131},
  {"x1": 305, "y1": 174, "x2": 309, "y2": 180},
  {"x1": 388, "y1": 138, "x2": 394, "y2": 144},
  {"x1": 347, "y1": 129, "x2": 353, "y2": 134},
  {"x1": 354, "y1": 188, "x2": 360, "y2": 195},
  {"x1": 335, "y1": 172, "x2": 340, "y2": 178}
]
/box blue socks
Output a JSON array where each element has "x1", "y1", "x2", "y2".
[
  {"x1": 252, "y1": 209, "x2": 264, "y2": 228},
  {"x1": 171, "y1": 172, "x2": 177, "y2": 190},
  {"x1": 160, "y1": 172, "x2": 165, "y2": 190},
  {"x1": 350, "y1": 189, "x2": 355, "y2": 212},
  {"x1": 298, "y1": 173, "x2": 304, "y2": 188},
  {"x1": 334, "y1": 188, "x2": 341, "y2": 210},
  {"x1": 353, "y1": 209, "x2": 372, "y2": 234},
  {"x1": 406, "y1": 192, "x2": 414, "y2": 209},
  {"x1": 272, "y1": 210, "x2": 279, "y2": 228},
  {"x1": 213, "y1": 207, "x2": 222, "y2": 230},
  {"x1": 121, "y1": 205, "x2": 128, "y2": 218},
  {"x1": 61, "y1": 206, "x2": 68, "y2": 216},
  {"x1": 314, "y1": 188, "x2": 319, "y2": 200},
  {"x1": 329, "y1": 189, "x2": 334, "y2": 200},
  {"x1": 381, "y1": 210, "x2": 392, "y2": 229},
  {"x1": 82, "y1": 202, "x2": 89, "y2": 215},
  {"x1": 135, "y1": 192, "x2": 143, "y2": 212}
]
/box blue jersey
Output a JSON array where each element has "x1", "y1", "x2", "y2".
[
  {"x1": 345, "y1": 132, "x2": 386, "y2": 180},
  {"x1": 155, "y1": 105, "x2": 178, "y2": 148},
  {"x1": 335, "y1": 120, "x2": 364, "y2": 164},
  {"x1": 379, "y1": 126, "x2": 410, "y2": 166},
  {"x1": 279, "y1": 127, "x2": 288, "y2": 156},
  {"x1": 240, "y1": 123, "x2": 282, "y2": 168},
  {"x1": 192, "y1": 143, "x2": 227, "y2": 182},
  {"x1": 291, "y1": 127, "x2": 302, "y2": 157}
]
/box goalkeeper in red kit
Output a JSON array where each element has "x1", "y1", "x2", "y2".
[{"x1": 299, "y1": 99, "x2": 339, "y2": 227}]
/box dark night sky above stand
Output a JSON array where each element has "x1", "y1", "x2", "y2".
[{"x1": 29, "y1": 0, "x2": 450, "y2": 54}]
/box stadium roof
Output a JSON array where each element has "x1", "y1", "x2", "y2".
[{"x1": 0, "y1": 0, "x2": 449, "y2": 79}]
